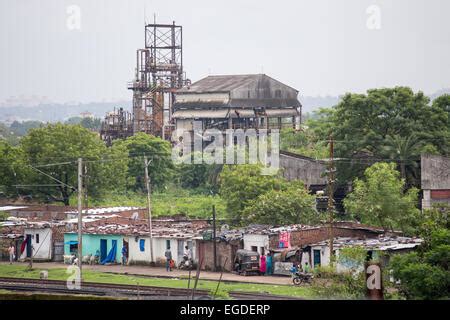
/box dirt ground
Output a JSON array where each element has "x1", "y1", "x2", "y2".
[{"x1": 0, "y1": 261, "x2": 293, "y2": 285}]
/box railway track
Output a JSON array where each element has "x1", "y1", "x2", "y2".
[
  {"x1": 0, "y1": 277, "x2": 209, "y2": 299},
  {"x1": 0, "y1": 277, "x2": 303, "y2": 300}
]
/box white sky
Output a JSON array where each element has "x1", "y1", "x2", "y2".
[{"x1": 0, "y1": 0, "x2": 449, "y2": 103}]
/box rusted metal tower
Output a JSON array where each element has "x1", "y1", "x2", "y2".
[{"x1": 128, "y1": 21, "x2": 187, "y2": 138}]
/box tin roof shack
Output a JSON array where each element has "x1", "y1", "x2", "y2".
[
  {"x1": 0, "y1": 205, "x2": 74, "y2": 221},
  {"x1": 173, "y1": 74, "x2": 301, "y2": 132},
  {"x1": 308, "y1": 236, "x2": 423, "y2": 273},
  {"x1": 421, "y1": 154, "x2": 450, "y2": 210},
  {"x1": 126, "y1": 219, "x2": 209, "y2": 267},
  {"x1": 198, "y1": 228, "x2": 243, "y2": 272},
  {"x1": 64, "y1": 206, "x2": 147, "y2": 220},
  {"x1": 0, "y1": 218, "x2": 25, "y2": 261},
  {"x1": 20, "y1": 222, "x2": 66, "y2": 261}
]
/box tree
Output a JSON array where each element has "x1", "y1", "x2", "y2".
[
  {"x1": 308, "y1": 88, "x2": 450, "y2": 187},
  {"x1": 344, "y1": 162, "x2": 420, "y2": 234},
  {"x1": 390, "y1": 228, "x2": 450, "y2": 300},
  {"x1": 242, "y1": 184, "x2": 318, "y2": 225},
  {"x1": 219, "y1": 164, "x2": 306, "y2": 224},
  {"x1": 19, "y1": 124, "x2": 127, "y2": 205},
  {"x1": 112, "y1": 133, "x2": 173, "y2": 191},
  {"x1": 0, "y1": 140, "x2": 31, "y2": 197},
  {"x1": 280, "y1": 127, "x2": 328, "y2": 159}
]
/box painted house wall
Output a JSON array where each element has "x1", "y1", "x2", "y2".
[
  {"x1": 243, "y1": 234, "x2": 269, "y2": 255},
  {"x1": 64, "y1": 233, "x2": 123, "y2": 263},
  {"x1": 127, "y1": 236, "x2": 197, "y2": 265},
  {"x1": 24, "y1": 228, "x2": 52, "y2": 260}
]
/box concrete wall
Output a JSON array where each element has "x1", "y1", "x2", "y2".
[
  {"x1": 127, "y1": 236, "x2": 197, "y2": 266},
  {"x1": 243, "y1": 234, "x2": 269, "y2": 255},
  {"x1": 279, "y1": 153, "x2": 327, "y2": 187},
  {"x1": 421, "y1": 154, "x2": 450, "y2": 209},
  {"x1": 64, "y1": 233, "x2": 123, "y2": 263},
  {"x1": 197, "y1": 240, "x2": 239, "y2": 271},
  {"x1": 24, "y1": 228, "x2": 52, "y2": 260}
]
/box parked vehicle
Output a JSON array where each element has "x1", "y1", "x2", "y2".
[
  {"x1": 292, "y1": 271, "x2": 313, "y2": 285},
  {"x1": 233, "y1": 249, "x2": 260, "y2": 276},
  {"x1": 178, "y1": 256, "x2": 194, "y2": 270}
]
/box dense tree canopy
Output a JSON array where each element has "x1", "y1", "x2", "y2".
[
  {"x1": 308, "y1": 87, "x2": 450, "y2": 187},
  {"x1": 344, "y1": 162, "x2": 420, "y2": 234},
  {"x1": 112, "y1": 133, "x2": 173, "y2": 191},
  {"x1": 18, "y1": 124, "x2": 128, "y2": 204}
]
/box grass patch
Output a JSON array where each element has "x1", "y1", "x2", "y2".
[{"x1": 0, "y1": 264, "x2": 314, "y2": 299}]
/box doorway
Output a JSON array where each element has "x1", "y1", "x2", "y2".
[
  {"x1": 313, "y1": 249, "x2": 321, "y2": 267},
  {"x1": 100, "y1": 239, "x2": 107, "y2": 262}
]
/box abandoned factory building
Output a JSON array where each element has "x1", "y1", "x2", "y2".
[{"x1": 172, "y1": 74, "x2": 301, "y2": 132}]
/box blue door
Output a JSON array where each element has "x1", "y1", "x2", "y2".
[
  {"x1": 100, "y1": 239, "x2": 107, "y2": 261},
  {"x1": 313, "y1": 249, "x2": 321, "y2": 267}
]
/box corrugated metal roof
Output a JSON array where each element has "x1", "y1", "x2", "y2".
[
  {"x1": 264, "y1": 108, "x2": 299, "y2": 117},
  {"x1": 178, "y1": 74, "x2": 266, "y2": 93}
]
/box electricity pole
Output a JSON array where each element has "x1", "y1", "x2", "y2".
[
  {"x1": 144, "y1": 155, "x2": 154, "y2": 264},
  {"x1": 77, "y1": 158, "x2": 83, "y2": 279},
  {"x1": 327, "y1": 134, "x2": 335, "y2": 264},
  {"x1": 212, "y1": 205, "x2": 217, "y2": 272}
]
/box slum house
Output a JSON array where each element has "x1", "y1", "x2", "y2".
[
  {"x1": 173, "y1": 74, "x2": 301, "y2": 133},
  {"x1": 64, "y1": 217, "x2": 211, "y2": 266},
  {"x1": 0, "y1": 205, "x2": 74, "y2": 221},
  {"x1": 197, "y1": 227, "x2": 243, "y2": 272},
  {"x1": 421, "y1": 154, "x2": 450, "y2": 210},
  {"x1": 307, "y1": 236, "x2": 424, "y2": 272},
  {"x1": 0, "y1": 217, "x2": 66, "y2": 262}
]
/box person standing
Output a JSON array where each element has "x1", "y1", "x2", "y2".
[
  {"x1": 165, "y1": 248, "x2": 172, "y2": 272},
  {"x1": 265, "y1": 252, "x2": 273, "y2": 275},
  {"x1": 259, "y1": 254, "x2": 267, "y2": 275},
  {"x1": 8, "y1": 244, "x2": 15, "y2": 264},
  {"x1": 121, "y1": 245, "x2": 128, "y2": 265}
]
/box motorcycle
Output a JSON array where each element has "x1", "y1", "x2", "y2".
[
  {"x1": 178, "y1": 255, "x2": 194, "y2": 270},
  {"x1": 292, "y1": 272, "x2": 313, "y2": 285}
]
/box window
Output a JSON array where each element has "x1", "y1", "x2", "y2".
[
  {"x1": 36, "y1": 234, "x2": 39, "y2": 244},
  {"x1": 166, "y1": 240, "x2": 171, "y2": 250},
  {"x1": 251, "y1": 246, "x2": 257, "y2": 252},
  {"x1": 139, "y1": 239, "x2": 145, "y2": 252}
]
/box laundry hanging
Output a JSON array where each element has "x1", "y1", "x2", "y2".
[{"x1": 100, "y1": 240, "x2": 117, "y2": 265}]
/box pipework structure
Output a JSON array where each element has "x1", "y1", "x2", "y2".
[{"x1": 101, "y1": 21, "x2": 188, "y2": 144}]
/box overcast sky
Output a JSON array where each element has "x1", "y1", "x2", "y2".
[{"x1": 0, "y1": 0, "x2": 449, "y2": 103}]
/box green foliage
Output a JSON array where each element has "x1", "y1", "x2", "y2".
[
  {"x1": 0, "y1": 140, "x2": 31, "y2": 196},
  {"x1": 9, "y1": 120, "x2": 44, "y2": 136},
  {"x1": 338, "y1": 246, "x2": 367, "y2": 272},
  {"x1": 280, "y1": 127, "x2": 328, "y2": 159},
  {"x1": 65, "y1": 117, "x2": 102, "y2": 131},
  {"x1": 311, "y1": 265, "x2": 366, "y2": 299},
  {"x1": 242, "y1": 184, "x2": 318, "y2": 225},
  {"x1": 344, "y1": 162, "x2": 420, "y2": 234},
  {"x1": 309, "y1": 88, "x2": 450, "y2": 187},
  {"x1": 390, "y1": 229, "x2": 450, "y2": 299},
  {"x1": 18, "y1": 123, "x2": 127, "y2": 204},
  {"x1": 112, "y1": 133, "x2": 173, "y2": 191}
]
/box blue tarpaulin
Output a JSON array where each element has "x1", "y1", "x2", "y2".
[
  {"x1": 101, "y1": 240, "x2": 117, "y2": 264},
  {"x1": 65, "y1": 241, "x2": 78, "y2": 245},
  {"x1": 139, "y1": 239, "x2": 145, "y2": 252}
]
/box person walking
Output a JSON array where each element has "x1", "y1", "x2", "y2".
[
  {"x1": 265, "y1": 252, "x2": 273, "y2": 275},
  {"x1": 165, "y1": 248, "x2": 172, "y2": 272},
  {"x1": 259, "y1": 254, "x2": 267, "y2": 275},
  {"x1": 8, "y1": 244, "x2": 15, "y2": 264}
]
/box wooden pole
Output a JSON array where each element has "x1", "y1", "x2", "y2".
[
  {"x1": 327, "y1": 134, "x2": 335, "y2": 264},
  {"x1": 77, "y1": 158, "x2": 83, "y2": 279},
  {"x1": 212, "y1": 205, "x2": 217, "y2": 272},
  {"x1": 144, "y1": 155, "x2": 154, "y2": 264}
]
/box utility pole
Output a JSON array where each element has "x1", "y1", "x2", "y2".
[
  {"x1": 144, "y1": 155, "x2": 154, "y2": 264},
  {"x1": 212, "y1": 205, "x2": 217, "y2": 272},
  {"x1": 327, "y1": 134, "x2": 335, "y2": 264},
  {"x1": 77, "y1": 158, "x2": 83, "y2": 279}
]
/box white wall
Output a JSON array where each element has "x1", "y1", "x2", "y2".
[
  {"x1": 127, "y1": 236, "x2": 197, "y2": 265},
  {"x1": 24, "y1": 228, "x2": 52, "y2": 260},
  {"x1": 243, "y1": 234, "x2": 269, "y2": 255}
]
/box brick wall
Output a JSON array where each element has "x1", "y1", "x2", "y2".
[
  {"x1": 269, "y1": 226, "x2": 381, "y2": 249},
  {"x1": 197, "y1": 240, "x2": 240, "y2": 271}
]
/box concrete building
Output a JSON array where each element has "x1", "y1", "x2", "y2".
[
  {"x1": 173, "y1": 74, "x2": 301, "y2": 132},
  {"x1": 421, "y1": 154, "x2": 450, "y2": 209}
]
